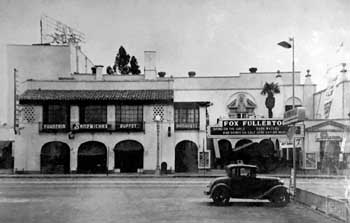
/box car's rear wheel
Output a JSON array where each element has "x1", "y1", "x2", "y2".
[
  {"x1": 212, "y1": 186, "x2": 230, "y2": 206},
  {"x1": 269, "y1": 188, "x2": 289, "y2": 207}
]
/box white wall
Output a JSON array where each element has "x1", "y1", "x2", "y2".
[{"x1": 6, "y1": 44, "x2": 72, "y2": 128}]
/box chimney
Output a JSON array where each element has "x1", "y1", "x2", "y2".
[
  {"x1": 275, "y1": 70, "x2": 283, "y2": 85},
  {"x1": 276, "y1": 70, "x2": 282, "y2": 78},
  {"x1": 95, "y1": 65, "x2": 104, "y2": 80},
  {"x1": 144, "y1": 51, "x2": 157, "y2": 79},
  {"x1": 304, "y1": 69, "x2": 313, "y2": 85},
  {"x1": 340, "y1": 63, "x2": 348, "y2": 82}
]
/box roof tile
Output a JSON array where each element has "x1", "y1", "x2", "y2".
[{"x1": 19, "y1": 89, "x2": 173, "y2": 103}]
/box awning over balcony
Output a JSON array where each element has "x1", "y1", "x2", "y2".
[{"x1": 19, "y1": 89, "x2": 174, "y2": 104}]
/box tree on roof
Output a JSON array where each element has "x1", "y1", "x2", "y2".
[
  {"x1": 261, "y1": 82, "x2": 280, "y2": 118},
  {"x1": 113, "y1": 46, "x2": 130, "y2": 75},
  {"x1": 112, "y1": 46, "x2": 141, "y2": 75},
  {"x1": 130, "y1": 56, "x2": 141, "y2": 75}
]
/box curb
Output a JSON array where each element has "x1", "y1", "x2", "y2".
[{"x1": 0, "y1": 174, "x2": 346, "y2": 179}]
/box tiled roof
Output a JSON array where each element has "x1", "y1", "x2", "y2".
[{"x1": 19, "y1": 89, "x2": 173, "y2": 103}]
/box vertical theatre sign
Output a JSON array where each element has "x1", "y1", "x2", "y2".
[
  {"x1": 324, "y1": 76, "x2": 337, "y2": 119},
  {"x1": 210, "y1": 119, "x2": 288, "y2": 136}
]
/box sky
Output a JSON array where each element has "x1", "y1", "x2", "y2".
[{"x1": 1, "y1": 0, "x2": 350, "y2": 122}]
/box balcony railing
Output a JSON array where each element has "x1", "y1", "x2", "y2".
[{"x1": 175, "y1": 122, "x2": 199, "y2": 130}]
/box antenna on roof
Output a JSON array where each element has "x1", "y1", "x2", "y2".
[{"x1": 40, "y1": 14, "x2": 85, "y2": 45}]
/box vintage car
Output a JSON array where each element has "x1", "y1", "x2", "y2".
[{"x1": 204, "y1": 164, "x2": 289, "y2": 206}]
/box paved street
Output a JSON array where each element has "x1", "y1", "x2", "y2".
[{"x1": 0, "y1": 178, "x2": 342, "y2": 223}]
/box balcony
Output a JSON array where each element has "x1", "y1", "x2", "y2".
[
  {"x1": 39, "y1": 122, "x2": 69, "y2": 133},
  {"x1": 175, "y1": 122, "x2": 199, "y2": 130}
]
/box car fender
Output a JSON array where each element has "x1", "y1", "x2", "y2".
[
  {"x1": 210, "y1": 183, "x2": 231, "y2": 198},
  {"x1": 257, "y1": 185, "x2": 288, "y2": 199}
]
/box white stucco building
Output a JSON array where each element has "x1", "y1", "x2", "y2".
[{"x1": 8, "y1": 42, "x2": 347, "y2": 174}]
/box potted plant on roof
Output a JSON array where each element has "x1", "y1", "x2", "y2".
[
  {"x1": 188, "y1": 71, "x2": 196, "y2": 77},
  {"x1": 158, "y1": 71, "x2": 166, "y2": 78}
]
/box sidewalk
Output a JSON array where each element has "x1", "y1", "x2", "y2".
[{"x1": 0, "y1": 169, "x2": 347, "y2": 179}]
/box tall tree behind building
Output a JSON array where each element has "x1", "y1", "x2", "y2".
[
  {"x1": 130, "y1": 56, "x2": 141, "y2": 75},
  {"x1": 112, "y1": 46, "x2": 141, "y2": 75},
  {"x1": 113, "y1": 46, "x2": 130, "y2": 75}
]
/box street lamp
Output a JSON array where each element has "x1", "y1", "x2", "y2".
[
  {"x1": 278, "y1": 37, "x2": 297, "y2": 196},
  {"x1": 154, "y1": 115, "x2": 162, "y2": 175}
]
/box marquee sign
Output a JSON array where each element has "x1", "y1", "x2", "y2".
[{"x1": 210, "y1": 119, "x2": 288, "y2": 136}]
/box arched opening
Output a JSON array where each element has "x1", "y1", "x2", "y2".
[
  {"x1": 235, "y1": 139, "x2": 253, "y2": 149},
  {"x1": 285, "y1": 97, "x2": 302, "y2": 111},
  {"x1": 175, "y1": 140, "x2": 198, "y2": 173},
  {"x1": 217, "y1": 140, "x2": 232, "y2": 168},
  {"x1": 41, "y1": 141, "x2": 70, "y2": 174},
  {"x1": 259, "y1": 139, "x2": 276, "y2": 156},
  {"x1": 233, "y1": 139, "x2": 254, "y2": 162},
  {"x1": 114, "y1": 140, "x2": 143, "y2": 173},
  {"x1": 77, "y1": 141, "x2": 107, "y2": 173}
]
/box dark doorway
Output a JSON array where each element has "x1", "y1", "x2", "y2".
[
  {"x1": 114, "y1": 140, "x2": 143, "y2": 173},
  {"x1": 0, "y1": 141, "x2": 13, "y2": 170},
  {"x1": 320, "y1": 140, "x2": 340, "y2": 173},
  {"x1": 41, "y1": 141, "x2": 70, "y2": 174},
  {"x1": 217, "y1": 140, "x2": 232, "y2": 168},
  {"x1": 175, "y1": 140, "x2": 198, "y2": 172},
  {"x1": 77, "y1": 141, "x2": 107, "y2": 173}
]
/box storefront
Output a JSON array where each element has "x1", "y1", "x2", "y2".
[
  {"x1": 208, "y1": 118, "x2": 304, "y2": 172},
  {"x1": 304, "y1": 120, "x2": 350, "y2": 173}
]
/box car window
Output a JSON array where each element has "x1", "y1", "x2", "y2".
[{"x1": 240, "y1": 168, "x2": 250, "y2": 177}]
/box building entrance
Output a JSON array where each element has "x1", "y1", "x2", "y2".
[
  {"x1": 41, "y1": 141, "x2": 70, "y2": 174},
  {"x1": 77, "y1": 141, "x2": 107, "y2": 173},
  {"x1": 175, "y1": 140, "x2": 198, "y2": 172},
  {"x1": 216, "y1": 139, "x2": 232, "y2": 169},
  {"x1": 114, "y1": 140, "x2": 143, "y2": 173}
]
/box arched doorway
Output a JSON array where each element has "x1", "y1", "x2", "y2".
[
  {"x1": 41, "y1": 141, "x2": 70, "y2": 174},
  {"x1": 114, "y1": 140, "x2": 144, "y2": 173},
  {"x1": 175, "y1": 140, "x2": 198, "y2": 172},
  {"x1": 77, "y1": 141, "x2": 107, "y2": 173},
  {"x1": 217, "y1": 140, "x2": 232, "y2": 168}
]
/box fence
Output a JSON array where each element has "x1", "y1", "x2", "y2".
[{"x1": 295, "y1": 188, "x2": 349, "y2": 222}]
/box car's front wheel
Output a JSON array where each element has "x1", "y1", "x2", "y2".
[
  {"x1": 211, "y1": 186, "x2": 230, "y2": 206},
  {"x1": 269, "y1": 188, "x2": 289, "y2": 207}
]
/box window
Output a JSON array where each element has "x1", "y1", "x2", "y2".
[
  {"x1": 175, "y1": 105, "x2": 199, "y2": 130},
  {"x1": 285, "y1": 104, "x2": 302, "y2": 112},
  {"x1": 227, "y1": 93, "x2": 256, "y2": 118},
  {"x1": 43, "y1": 104, "x2": 68, "y2": 124},
  {"x1": 115, "y1": 105, "x2": 143, "y2": 123},
  {"x1": 80, "y1": 105, "x2": 107, "y2": 124}
]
